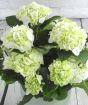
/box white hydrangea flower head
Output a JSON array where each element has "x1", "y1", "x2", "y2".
[
  {"x1": 49, "y1": 18, "x2": 87, "y2": 56},
  {"x1": 2, "y1": 25, "x2": 34, "y2": 52},
  {"x1": 16, "y1": 2, "x2": 52, "y2": 25},
  {"x1": 68, "y1": 56, "x2": 88, "y2": 83},
  {"x1": 48, "y1": 59, "x2": 74, "y2": 86},
  {"x1": 49, "y1": 56, "x2": 88, "y2": 86},
  {"x1": 3, "y1": 48, "x2": 43, "y2": 77},
  {"x1": 25, "y1": 75, "x2": 43, "y2": 95}
]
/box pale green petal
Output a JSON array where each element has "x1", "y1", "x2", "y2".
[
  {"x1": 3, "y1": 48, "x2": 43, "y2": 77},
  {"x1": 49, "y1": 60, "x2": 74, "y2": 86},
  {"x1": 49, "y1": 18, "x2": 87, "y2": 56},
  {"x1": 25, "y1": 75, "x2": 42, "y2": 95},
  {"x1": 2, "y1": 25, "x2": 34, "y2": 52},
  {"x1": 16, "y1": 2, "x2": 52, "y2": 25},
  {"x1": 49, "y1": 56, "x2": 88, "y2": 86}
]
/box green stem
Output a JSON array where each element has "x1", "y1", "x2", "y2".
[{"x1": 0, "y1": 84, "x2": 9, "y2": 105}]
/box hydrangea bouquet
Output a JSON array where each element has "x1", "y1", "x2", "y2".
[{"x1": 0, "y1": 2, "x2": 88, "y2": 105}]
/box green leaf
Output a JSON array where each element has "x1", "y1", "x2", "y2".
[
  {"x1": 78, "y1": 50, "x2": 88, "y2": 63},
  {"x1": 57, "y1": 49, "x2": 72, "y2": 61},
  {"x1": 0, "y1": 47, "x2": 3, "y2": 58},
  {"x1": 43, "y1": 48, "x2": 58, "y2": 66},
  {"x1": 43, "y1": 84, "x2": 58, "y2": 101},
  {"x1": 18, "y1": 94, "x2": 33, "y2": 105},
  {"x1": 40, "y1": 16, "x2": 61, "y2": 31},
  {"x1": 2, "y1": 70, "x2": 24, "y2": 84},
  {"x1": 39, "y1": 67, "x2": 49, "y2": 83},
  {"x1": 55, "y1": 86, "x2": 69, "y2": 100},
  {"x1": 73, "y1": 80, "x2": 88, "y2": 95},
  {"x1": 34, "y1": 30, "x2": 50, "y2": 46},
  {"x1": 34, "y1": 16, "x2": 61, "y2": 46},
  {"x1": 43, "y1": 84, "x2": 70, "y2": 101},
  {"x1": 37, "y1": 45, "x2": 56, "y2": 55},
  {"x1": 6, "y1": 15, "x2": 23, "y2": 27}
]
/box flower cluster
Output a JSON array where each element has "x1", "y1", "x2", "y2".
[
  {"x1": 49, "y1": 18, "x2": 87, "y2": 56},
  {"x1": 16, "y1": 2, "x2": 52, "y2": 25},
  {"x1": 2, "y1": 25, "x2": 34, "y2": 52},
  {"x1": 49, "y1": 59, "x2": 74, "y2": 86},
  {"x1": 25, "y1": 75, "x2": 42, "y2": 95},
  {"x1": 49, "y1": 56, "x2": 88, "y2": 86},
  {"x1": 3, "y1": 48, "x2": 43, "y2": 77}
]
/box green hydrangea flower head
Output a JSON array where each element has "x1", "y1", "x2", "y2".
[
  {"x1": 25, "y1": 75, "x2": 43, "y2": 95},
  {"x1": 49, "y1": 56, "x2": 88, "y2": 86},
  {"x1": 68, "y1": 56, "x2": 88, "y2": 83},
  {"x1": 49, "y1": 18, "x2": 87, "y2": 56},
  {"x1": 16, "y1": 2, "x2": 52, "y2": 25},
  {"x1": 2, "y1": 25, "x2": 34, "y2": 52},
  {"x1": 48, "y1": 59, "x2": 74, "y2": 86},
  {"x1": 3, "y1": 48, "x2": 43, "y2": 77}
]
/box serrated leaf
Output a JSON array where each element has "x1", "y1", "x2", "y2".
[
  {"x1": 73, "y1": 80, "x2": 88, "y2": 95},
  {"x1": 18, "y1": 94, "x2": 33, "y2": 105},
  {"x1": 78, "y1": 50, "x2": 88, "y2": 63},
  {"x1": 6, "y1": 15, "x2": 23, "y2": 27}
]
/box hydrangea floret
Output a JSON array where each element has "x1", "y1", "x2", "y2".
[
  {"x1": 49, "y1": 56, "x2": 88, "y2": 86},
  {"x1": 1, "y1": 25, "x2": 34, "y2": 52},
  {"x1": 16, "y1": 2, "x2": 52, "y2": 25},
  {"x1": 25, "y1": 75, "x2": 43, "y2": 95},
  {"x1": 3, "y1": 48, "x2": 43, "y2": 77},
  {"x1": 49, "y1": 18, "x2": 87, "y2": 56}
]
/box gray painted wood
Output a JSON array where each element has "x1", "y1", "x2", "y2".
[
  {"x1": 4, "y1": 82, "x2": 23, "y2": 105},
  {"x1": 81, "y1": 18, "x2": 88, "y2": 32},
  {"x1": 0, "y1": 80, "x2": 6, "y2": 102},
  {"x1": 1, "y1": 0, "x2": 88, "y2": 19}
]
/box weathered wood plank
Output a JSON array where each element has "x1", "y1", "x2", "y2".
[
  {"x1": 76, "y1": 88, "x2": 88, "y2": 105},
  {"x1": 70, "y1": 18, "x2": 81, "y2": 26},
  {"x1": 4, "y1": 82, "x2": 23, "y2": 105},
  {"x1": 81, "y1": 18, "x2": 88, "y2": 32},
  {"x1": 0, "y1": 80, "x2": 6, "y2": 102},
  {"x1": 1, "y1": 0, "x2": 88, "y2": 19}
]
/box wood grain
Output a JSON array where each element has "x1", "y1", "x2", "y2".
[{"x1": 1, "y1": 0, "x2": 88, "y2": 19}]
